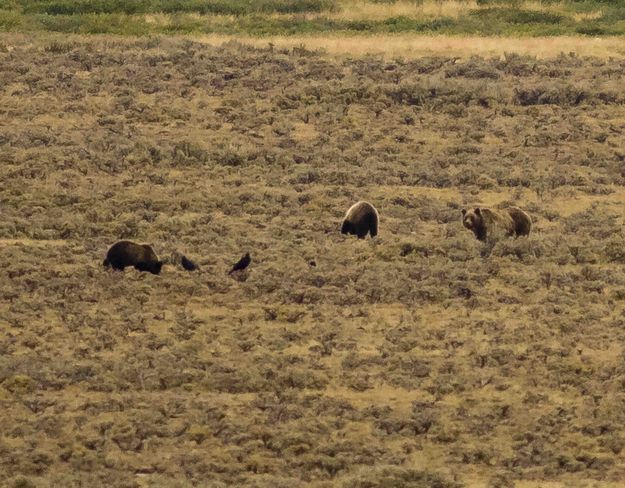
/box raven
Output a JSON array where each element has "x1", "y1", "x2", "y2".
[
  {"x1": 181, "y1": 255, "x2": 199, "y2": 271},
  {"x1": 228, "y1": 252, "x2": 251, "y2": 275}
]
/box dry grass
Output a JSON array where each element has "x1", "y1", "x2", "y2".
[
  {"x1": 333, "y1": 0, "x2": 587, "y2": 21},
  {"x1": 327, "y1": 0, "x2": 481, "y2": 20},
  {"x1": 3, "y1": 33, "x2": 625, "y2": 487},
  {"x1": 195, "y1": 33, "x2": 625, "y2": 59},
  {"x1": 572, "y1": 10, "x2": 604, "y2": 22}
]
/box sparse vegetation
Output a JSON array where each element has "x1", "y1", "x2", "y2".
[{"x1": 3, "y1": 33, "x2": 625, "y2": 487}]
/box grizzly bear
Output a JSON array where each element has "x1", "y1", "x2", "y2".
[
  {"x1": 462, "y1": 206, "x2": 531, "y2": 242},
  {"x1": 341, "y1": 201, "x2": 379, "y2": 239},
  {"x1": 103, "y1": 240, "x2": 163, "y2": 275}
]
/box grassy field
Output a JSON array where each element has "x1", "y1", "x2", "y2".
[
  {"x1": 3, "y1": 0, "x2": 625, "y2": 36},
  {"x1": 2, "y1": 34, "x2": 625, "y2": 487},
  {"x1": 190, "y1": 33, "x2": 625, "y2": 59}
]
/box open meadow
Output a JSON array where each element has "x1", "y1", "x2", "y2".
[
  {"x1": 2, "y1": 31, "x2": 625, "y2": 487},
  {"x1": 4, "y1": 0, "x2": 625, "y2": 36}
]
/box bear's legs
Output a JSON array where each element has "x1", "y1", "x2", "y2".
[
  {"x1": 135, "y1": 262, "x2": 151, "y2": 272},
  {"x1": 369, "y1": 215, "x2": 378, "y2": 238}
]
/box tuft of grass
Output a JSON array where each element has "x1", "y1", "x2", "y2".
[{"x1": 0, "y1": 9, "x2": 23, "y2": 30}]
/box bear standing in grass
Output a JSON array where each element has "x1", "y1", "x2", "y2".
[
  {"x1": 462, "y1": 206, "x2": 531, "y2": 242},
  {"x1": 341, "y1": 201, "x2": 379, "y2": 239},
  {"x1": 103, "y1": 240, "x2": 163, "y2": 275}
]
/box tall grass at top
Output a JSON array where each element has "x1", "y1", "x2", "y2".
[
  {"x1": 16, "y1": 0, "x2": 336, "y2": 16},
  {"x1": 3, "y1": 0, "x2": 625, "y2": 36}
]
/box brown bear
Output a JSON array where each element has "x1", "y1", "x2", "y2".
[
  {"x1": 103, "y1": 240, "x2": 163, "y2": 275},
  {"x1": 462, "y1": 206, "x2": 531, "y2": 242},
  {"x1": 341, "y1": 201, "x2": 379, "y2": 239}
]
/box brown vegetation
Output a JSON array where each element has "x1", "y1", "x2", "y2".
[
  {"x1": 2, "y1": 35, "x2": 625, "y2": 487},
  {"x1": 194, "y1": 34, "x2": 625, "y2": 61}
]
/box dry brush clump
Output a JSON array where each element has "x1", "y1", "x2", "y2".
[{"x1": 2, "y1": 35, "x2": 625, "y2": 486}]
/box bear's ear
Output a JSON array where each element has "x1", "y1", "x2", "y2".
[
  {"x1": 474, "y1": 207, "x2": 481, "y2": 215},
  {"x1": 461, "y1": 209, "x2": 466, "y2": 216}
]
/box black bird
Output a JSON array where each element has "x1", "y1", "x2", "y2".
[
  {"x1": 181, "y1": 255, "x2": 199, "y2": 271},
  {"x1": 228, "y1": 252, "x2": 251, "y2": 275}
]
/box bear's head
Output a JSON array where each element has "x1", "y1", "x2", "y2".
[
  {"x1": 150, "y1": 261, "x2": 164, "y2": 275},
  {"x1": 462, "y1": 207, "x2": 481, "y2": 229},
  {"x1": 136, "y1": 261, "x2": 163, "y2": 275},
  {"x1": 462, "y1": 208, "x2": 486, "y2": 241}
]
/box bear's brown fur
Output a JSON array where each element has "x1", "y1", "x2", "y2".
[
  {"x1": 103, "y1": 240, "x2": 163, "y2": 275},
  {"x1": 341, "y1": 201, "x2": 379, "y2": 239},
  {"x1": 462, "y1": 206, "x2": 531, "y2": 242}
]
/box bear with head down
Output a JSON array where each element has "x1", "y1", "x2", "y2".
[
  {"x1": 103, "y1": 240, "x2": 163, "y2": 275},
  {"x1": 341, "y1": 201, "x2": 379, "y2": 239},
  {"x1": 462, "y1": 206, "x2": 531, "y2": 242}
]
